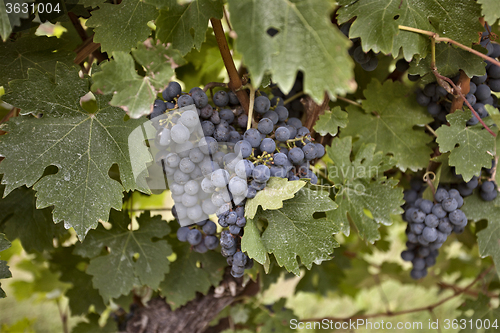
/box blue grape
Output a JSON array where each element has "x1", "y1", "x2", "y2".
[
  {"x1": 287, "y1": 117, "x2": 302, "y2": 128},
  {"x1": 422, "y1": 227, "x2": 438, "y2": 242},
  {"x1": 187, "y1": 229, "x2": 202, "y2": 245},
  {"x1": 219, "y1": 109, "x2": 235, "y2": 124},
  {"x1": 424, "y1": 214, "x2": 439, "y2": 228},
  {"x1": 441, "y1": 198, "x2": 458, "y2": 212},
  {"x1": 237, "y1": 114, "x2": 248, "y2": 128},
  {"x1": 253, "y1": 165, "x2": 271, "y2": 183},
  {"x1": 194, "y1": 242, "x2": 208, "y2": 253},
  {"x1": 481, "y1": 189, "x2": 497, "y2": 201},
  {"x1": 302, "y1": 143, "x2": 317, "y2": 160},
  {"x1": 229, "y1": 225, "x2": 241, "y2": 235},
  {"x1": 260, "y1": 138, "x2": 276, "y2": 153},
  {"x1": 180, "y1": 110, "x2": 199, "y2": 128},
  {"x1": 296, "y1": 126, "x2": 310, "y2": 137},
  {"x1": 177, "y1": 226, "x2": 190, "y2": 242},
  {"x1": 254, "y1": 96, "x2": 271, "y2": 114},
  {"x1": 200, "y1": 104, "x2": 214, "y2": 119},
  {"x1": 431, "y1": 204, "x2": 447, "y2": 218},
  {"x1": 205, "y1": 235, "x2": 219, "y2": 250},
  {"x1": 171, "y1": 123, "x2": 190, "y2": 144},
  {"x1": 438, "y1": 218, "x2": 453, "y2": 234},
  {"x1": 275, "y1": 127, "x2": 290, "y2": 142},
  {"x1": 226, "y1": 211, "x2": 237, "y2": 225},
  {"x1": 475, "y1": 84, "x2": 491, "y2": 101},
  {"x1": 489, "y1": 79, "x2": 500, "y2": 92},
  {"x1": 410, "y1": 268, "x2": 427, "y2": 280},
  {"x1": 412, "y1": 257, "x2": 426, "y2": 270},
  {"x1": 353, "y1": 46, "x2": 370, "y2": 64},
  {"x1": 275, "y1": 106, "x2": 289, "y2": 121},
  {"x1": 410, "y1": 223, "x2": 424, "y2": 235},
  {"x1": 481, "y1": 181, "x2": 495, "y2": 192},
  {"x1": 263, "y1": 111, "x2": 279, "y2": 125},
  {"x1": 273, "y1": 153, "x2": 288, "y2": 166},
  {"x1": 246, "y1": 187, "x2": 257, "y2": 198},
  {"x1": 401, "y1": 250, "x2": 414, "y2": 261},
  {"x1": 236, "y1": 217, "x2": 246, "y2": 228},
  {"x1": 258, "y1": 118, "x2": 274, "y2": 135},
  {"x1": 202, "y1": 221, "x2": 217, "y2": 235},
  {"x1": 472, "y1": 74, "x2": 487, "y2": 85},
  {"x1": 192, "y1": 90, "x2": 208, "y2": 108},
  {"x1": 201, "y1": 120, "x2": 215, "y2": 136},
  {"x1": 434, "y1": 188, "x2": 449, "y2": 203},
  {"x1": 361, "y1": 56, "x2": 378, "y2": 71},
  {"x1": 174, "y1": 170, "x2": 190, "y2": 185},
  {"x1": 214, "y1": 91, "x2": 229, "y2": 107},
  {"x1": 163, "y1": 82, "x2": 182, "y2": 101},
  {"x1": 211, "y1": 169, "x2": 230, "y2": 187},
  {"x1": 229, "y1": 177, "x2": 248, "y2": 196},
  {"x1": 243, "y1": 129, "x2": 262, "y2": 148},
  {"x1": 179, "y1": 158, "x2": 195, "y2": 173},
  {"x1": 178, "y1": 95, "x2": 194, "y2": 107},
  {"x1": 233, "y1": 252, "x2": 247, "y2": 266},
  {"x1": 289, "y1": 147, "x2": 304, "y2": 163},
  {"x1": 315, "y1": 144, "x2": 325, "y2": 158},
  {"x1": 416, "y1": 91, "x2": 431, "y2": 106},
  {"x1": 228, "y1": 91, "x2": 239, "y2": 105},
  {"x1": 235, "y1": 140, "x2": 253, "y2": 158}
]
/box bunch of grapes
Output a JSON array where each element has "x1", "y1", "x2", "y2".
[
  {"x1": 401, "y1": 183, "x2": 467, "y2": 279},
  {"x1": 149, "y1": 81, "x2": 325, "y2": 277},
  {"x1": 340, "y1": 23, "x2": 379, "y2": 72}
]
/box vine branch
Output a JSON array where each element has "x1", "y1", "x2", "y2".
[
  {"x1": 398, "y1": 25, "x2": 500, "y2": 69},
  {"x1": 210, "y1": 18, "x2": 250, "y2": 115},
  {"x1": 302, "y1": 266, "x2": 494, "y2": 323}
]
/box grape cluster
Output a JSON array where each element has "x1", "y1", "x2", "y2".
[
  {"x1": 402, "y1": 183, "x2": 467, "y2": 279},
  {"x1": 415, "y1": 38, "x2": 500, "y2": 130},
  {"x1": 150, "y1": 81, "x2": 325, "y2": 277},
  {"x1": 452, "y1": 165, "x2": 498, "y2": 202},
  {"x1": 340, "y1": 23, "x2": 379, "y2": 72}
]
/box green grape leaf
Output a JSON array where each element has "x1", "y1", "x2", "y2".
[
  {"x1": 313, "y1": 106, "x2": 348, "y2": 137},
  {"x1": 159, "y1": 236, "x2": 226, "y2": 310},
  {"x1": 409, "y1": 44, "x2": 487, "y2": 82},
  {"x1": 241, "y1": 217, "x2": 269, "y2": 270},
  {"x1": 50, "y1": 246, "x2": 106, "y2": 315},
  {"x1": 0, "y1": 1, "x2": 10, "y2": 42},
  {"x1": 228, "y1": 0, "x2": 355, "y2": 103},
  {"x1": 461, "y1": 193, "x2": 500, "y2": 278},
  {"x1": 0, "y1": 233, "x2": 12, "y2": 298},
  {"x1": 326, "y1": 136, "x2": 403, "y2": 242},
  {"x1": 245, "y1": 178, "x2": 306, "y2": 219},
  {"x1": 78, "y1": 0, "x2": 105, "y2": 7},
  {"x1": 295, "y1": 251, "x2": 350, "y2": 295},
  {"x1": 132, "y1": 40, "x2": 186, "y2": 87},
  {"x1": 153, "y1": 0, "x2": 224, "y2": 56},
  {"x1": 254, "y1": 299, "x2": 296, "y2": 333},
  {"x1": 0, "y1": 185, "x2": 63, "y2": 253},
  {"x1": 457, "y1": 294, "x2": 500, "y2": 333},
  {"x1": 72, "y1": 313, "x2": 116, "y2": 333},
  {"x1": 337, "y1": 0, "x2": 483, "y2": 61},
  {"x1": 74, "y1": 211, "x2": 171, "y2": 301},
  {"x1": 478, "y1": 0, "x2": 500, "y2": 24},
  {"x1": 0, "y1": 64, "x2": 151, "y2": 240},
  {"x1": 85, "y1": 0, "x2": 157, "y2": 53},
  {"x1": 341, "y1": 79, "x2": 433, "y2": 172},
  {"x1": 92, "y1": 46, "x2": 183, "y2": 118},
  {"x1": 0, "y1": 34, "x2": 75, "y2": 88},
  {"x1": 253, "y1": 188, "x2": 338, "y2": 275},
  {"x1": 0, "y1": 0, "x2": 33, "y2": 41},
  {"x1": 176, "y1": 30, "x2": 226, "y2": 89},
  {"x1": 435, "y1": 110, "x2": 496, "y2": 182}
]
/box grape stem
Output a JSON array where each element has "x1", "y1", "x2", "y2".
[
  {"x1": 203, "y1": 82, "x2": 227, "y2": 92},
  {"x1": 336, "y1": 95, "x2": 362, "y2": 107},
  {"x1": 488, "y1": 155, "x2": 499, "y2": 183},
  {"x1": 432, "y1": 69, "x2": 497, "y2": 137},
  {"x1": 301, "y1": 265, "x2": 494, "y2": 323},
  {"x1": 398, "y1": 25, "x2": 500, "y2": 69},
  {"x1": 283, "y1": 91, "x2": 305, "y2": 105},
  {"x1": 210, "y1": 18, "x2": 250, "y2": 115},
  {"x1": 424, "y1": 124, "x2": 437, "y2": 137}
]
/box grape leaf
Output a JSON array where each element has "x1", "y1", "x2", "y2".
[
  {"x1": 409, "y1": 44, "x2": 487, "y2": 82},
  {"x1": 0, "y1": 0, "x2": 33, "y2": 41},
  {"x1": 326, "y1": 136, "x2": 403, "y2": 242},
  {"x1": 0, "y1": 64, "x2": 151, "y2": 240},
  {"x1": 85, "y1": 0, "x2": 157, "y2": 53},
  {"x1": 337, "y1": 0, "x2": 483, "y2": 62},
  {"x1": 0, "y1": 185, "x2": 64, "y2": 253},
  {"x1": 152, "y1": 0, "x2": 224, "y2": 56},
  {"x1": 0, "y1": 233, "x2": 12, "y2": 298},
  {"x1": 478, "y1": 0, "x2": 500, "y2": 24},
  {"x1": 72, "y1": 313, "x2": 116, "y2": 333},
  {"x1": 78, "y1": 0, "x2": 104, "y2": 8},
  {"x1": 227, "y1": 0, "x2": 355, "y2": 104},
  {"x1": 461, "y1": 193, "x2": 500, "y2": 278},
  {"x1": 159, "y1": 235, "x2": 226, "y2": 310},
  {"x1": 253, "y1": 187, "x2": 338, "y2": 275},
  {"x1": 341, "y1": 79, "x2": 434, "y2": 172},
  {"x1": 313, "y1": 106, "x2": 348, "y2": 137},
  {"x1": 254, "y1": 299, "x2": 296, "y2": 333},
  {"x1": 74, "y1": 211, "x2": 171, "y2": 301},
  {"x1": 0, "y1": 34, "x2": 75, "y2": 88},
  {"x1": 457, "y1": 294, "x2": 500, "y2": 333},
  {"x1": 241, "y1": 217, "x2": 270, "y2": 271},
  {"x1": 91, "y1": 42, "x2": 185, "y2": 118},
  {"x1": 49, "y1": 246, "x2": 106, "y2": 315},
  {"x1": 295, "y1": 251, "x2": 350, "y2": 295},
  {"x1": 245, "y1": 178, "x2": 306, "y2": 219},
  {"x1": 435, "y1": 110, "x2": 496, "y2": 182}
]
